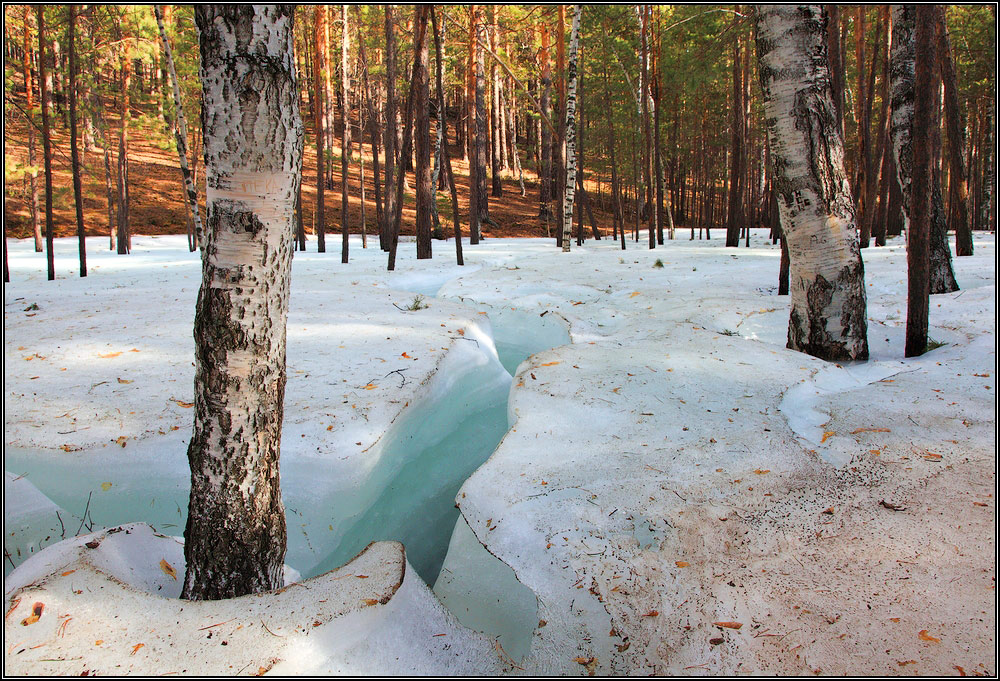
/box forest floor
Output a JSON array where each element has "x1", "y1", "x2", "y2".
[
  {"x1": 3, "y1": 229, "x2": 995, "y2": 676},
  {"x1": 4, "y1": 111, "x2": 619, "y2": 243}
]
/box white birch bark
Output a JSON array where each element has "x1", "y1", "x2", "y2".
[
  {"x1": 755, "y1": 5, "x2": 869, "y2": 360},
  {"x1": 561, "y1": 5, "x2": 582, "y2": 252},
  {"x1": 154, "y1": 5, "x2": 203, "y2": 253},
  {"x1": 184, "y1": 6, "x2": 303, "y2": 600}
]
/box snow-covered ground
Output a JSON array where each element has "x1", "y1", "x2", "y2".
[{"x1": 4, "y1": 230, "x2": 996, "y2": 675}]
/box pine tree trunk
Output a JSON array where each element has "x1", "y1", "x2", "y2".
[
  {"x1": 905, "y1": 7, "x2": 937, "y2": 357},
  {"x1": 889, "y1": 6, "x2": 957, "y2": 294},
  {"x1": 360, "y1": 40, "x2": 383, "y2": 242},
  {"x1": 388, "y1": 7, "x2": 429, "y2": 271},
  {"x1": 431, "y1": 7, "x2": 463, "y2": 266},
  {"x1": 116, "y1": 44, "x2": 131, "y2": 255},
  {"x1": 341, "y1": 5, "x2": 351, "y2": 264},
  {"x1": 155, "y1": 5, "x2": 203, "y2": 253},
  {"x1": 69, "y1": 5, "x2": 87, "y2": 277},
  {"x1": 539, "y1": 23, "x2": 553, "y2": 219},
  {"x1": 474, "y1": 12, "x2": 490, "y2": 237},
  {"x1": 755, "y1": 5, "x2": 869, "y2": 361},
  {"x1": 489, "y1": 6, "x2": 502, "y2": 198},
  {"x1": 414, "y1": 5, "x2": 433, "y2": 259},
  {"x1": 184, "y1": 5, "x2": 302, "y2": 600},
  {"x1": 382, "y1": 6, "x2": 397, "y2": 251},
  {"x1": 938, "y1": 9, "x2": 973, "y2": 256},
  {"x1": 314, "y1": 6, "x2": 327, "y2": 252},
  {"x1": 560, "y1": 5, "x2": 582, "y2": 252},
  {"x1": 37, "y1": 6, "x2": 55, "y2": 280},
  {"x1": 23, "y1": 8, "x2": 42, "y2": 253},
  {"x1": 979, "y1": 101, "x2": 994, "y2": 232}
]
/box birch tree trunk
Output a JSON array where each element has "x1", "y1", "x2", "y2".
[
  {"x1": 184, "y1": 5, "x2": 302, "y2": 601},
  {"x1": 754, "y1": 5, "x2": 869, "y2": 361},
  {"x1": 155, "y1": 5, "x2": 203, "y2": 253},
  {"x1": 560, "y1": 5, "x2": 581, "y2": 253}
]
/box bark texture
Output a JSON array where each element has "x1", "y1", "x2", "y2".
[
  {"x1": 755, "y1": 5, "x2": 869, "y2": 361},
  {"x1": 560, "y1": 6, "x2": 582, "y2": 252},
  {"x1": 184, "y1": 5, "x2": 302, "y2": 601}
]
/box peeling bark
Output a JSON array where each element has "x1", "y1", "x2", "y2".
[
  {"x1": 754, "y1": 5, "x2": 869, "y2": 361},
  {"x1": 184, "y1": 5, "x2": 302, "y2": 600},
  {"x1": 560, "y1": 6, "x2": 581, "y2": 253}
]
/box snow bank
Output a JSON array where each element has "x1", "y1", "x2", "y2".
[{"x1": 3, "y1": 523, "x2": 501, "y2": 675}]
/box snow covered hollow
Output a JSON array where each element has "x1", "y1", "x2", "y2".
[{"x1": 4, "y1": 230, "x2": 997, "y2": 675}]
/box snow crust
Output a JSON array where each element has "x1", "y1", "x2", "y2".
[{"x1": 4, "y1": 230, "x2": 996, "y2": 675}]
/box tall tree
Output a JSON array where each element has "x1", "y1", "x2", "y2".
[
  {"x1": 937, "y1": 9, "x2": 974, "y2": 256},
  {"x1": 539, "y1": 21, "x2": 553, "y2": 222},
  {"x1": 155, "y1": 5, "x2": 203, "y2": 253},
  {"x1": 726, "y1": 11, "x2": 744, "y2": 248},
  {"x1": 340, "y1": 5, "x2": 351, "y2": 263},
  {"x1": 905, "y1": 7, "x2": 938, "y2": 357},
  {"x1": 314, "y1": 6, "x2": 327, "y2": 253},
  {"x1": 561, "y1": 6, "x2": 582, "y2": 252},
  {"x1": 430, "y1": 7, "x2": 463, "y2": 266},
  {"x1": 115, "y1": 12, "x2": 132, "y2": 256},
  {"x1": 388, "y1": 6, "x2": 429, "y2": 271},
  {"x1": 754, "y1": 5, "x2": 869, "y2": 361},
  {"x1": 37, "y1": 6, "x2": 55, "y2": 280},
  {"x1": 382, "y1": 6, "x2": 397, "y2": 251},
  {"x1": 68, "y1": 5, "x2": 87, "y2": 277},
  {"x1": 414, "y1": 3, "x2": 433, "y2": 259},
  {"x1": 23, "y1": 8, "x2": 41, "y2": 253},
  {"x1": 474, "y1": 8, "x2": 490, "y2": 238},
  {"x1": 184, "y1": 5, "x2": 302, "y2": 600},
  {"x1": 889, "y1": 6, "x2": 958, "y2": 296}
]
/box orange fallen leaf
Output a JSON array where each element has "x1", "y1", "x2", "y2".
[
  {"x1": 61, "y1": 570, "x2": 76, "y2": 577},
  {"x1": 973, "y1": 502, "x2": 988, "y2": 507},
  {"x1": 364, "y1": 384, "x2": 377, "y2": 390},
  {"x1": 401, "y1": 352, "x2": 410, "y2": 358},
  {"x1": 21, "y1": 602, "x2": 44, "y2": 626},
  {"x1": 972, "y1": 373, "x2": 990, "y2": 378},
  {"x1": 753, "y1": 469, "x2": 770, "y2": 475},
  {"x1": 98, "y1": 352, "x2": 122, "y2": 359},
  {"x1": 326, "y1": 425, "x2": 334, "y2": 431},
  {"x1": 821, "y1": 431, "x2": 835, "y2": 443},
  {"x1": 713, "y1": 621, "x2": 743, "y2": 630},
  {"x1": 457, "y1": 328, "x2": 465, "y2": 336},
  {"x1": 675, "y1": 561, "x2": 690, "y2": 568},
  {"x1": 130, "y1": 348, "x2": 140, "y2": 353},
  {"x1": 922, "y1": 452, "x2": 942, "y2": 461},
  {"x1": 172, "y1": 399, "x2": 194, "y2": 408},
  {"x1": 95, "y1": 640, "x2": 103, "y2": 646},
  {"x1": 955, "y1": 665, "x2": 967, "y2": 676},
  {"x1": 362, "y1": 599, "x2": 380, "y2": 606},
  {"x1": 889, "y1": 617, "x2": 901, "y2": 623},
  {"x1": 897, "y1": 660, "x2": 918, "y2": 667},
  {"x1": 117, "y1": 378, "x2": 133, "y2": 384},
  {"x1": 851, "y1": 427, "x2": 891, "y2": 434},
  {"x1": 130, "y1": 643, "x2": 144, "y2": 655},
  {"x1": 918, "y1": 629, "x2": 940, "y2": 643},
  {"x1": 642, "y1": 610, "x2": 659, "y2": 617},
  {"x1": 539, "y1": 361, "x2": 561, "y2": 367},
  {"x1": 629, "y1": 292, "x2": 641, "y2": 298},
  {"x1": 160, "y1": 559, "x2": 177, "y2": 580}
]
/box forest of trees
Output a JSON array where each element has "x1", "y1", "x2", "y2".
[
  {"x1": 2, "y1": 4, "x2": 996, "y2": 602},
  {"x1": 4, "y1": 5, "x2": 995, "y2": 269}
]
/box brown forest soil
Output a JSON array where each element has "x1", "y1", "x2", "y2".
[{"x1": 5, "y1": 107, "x2": 623, "y2": 244}]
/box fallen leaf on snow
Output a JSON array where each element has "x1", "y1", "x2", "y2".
[
  {"x1": 675, "y1": 561, "x2": 689, "y2": 568},
  {"x1": 172, "y1": 399, "x2": 194, "y2": 408},
  {"x1": 539, "y1": 361, "x2": 561, "y2": 367},
  {"x1": 160, "y1": 559, "x2": 177, "y2": 580},
  {"x1": 713, "y1": 621, "x2": 742, "y2": 629},
  {"x1": 362, "y1": 599, "x2": 380, "y2": 606},
  {"x1": 21, "y1": 602, "x2": 44, "y2": 626},
  {"x1": 918, "y1": 629, "x2": 940, "y2": 643},
  {"x1": 642, "y1": 611, "x2": 659, "y2": 617},
  {"x1": 98, "y1": 352, "x2": 122, "y2": 359},
  {"x1": 922, "y1": 452, "x2": 942, "y2": 461},
  {"x1": 117, "y1": 378, "x2": 133, "y2": 384},
  {"x1": 850, "y1": 427, "x2": 891, "y2": 434},
  {"x1": 753, "y1": 469, "x2": 770, "y2": 475},
  {"x1": 61, "y1": 570, "x2": 76, "y2": 576},
  {"x1": 629, "y1": 292, "x2": 641, "y2": 298},
  {"x1": 130, "y1": 643, "x2": 144, "y2": 655},
  {"x1": 821, "y1": 431, "x2": 835, "y2": 443}
]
